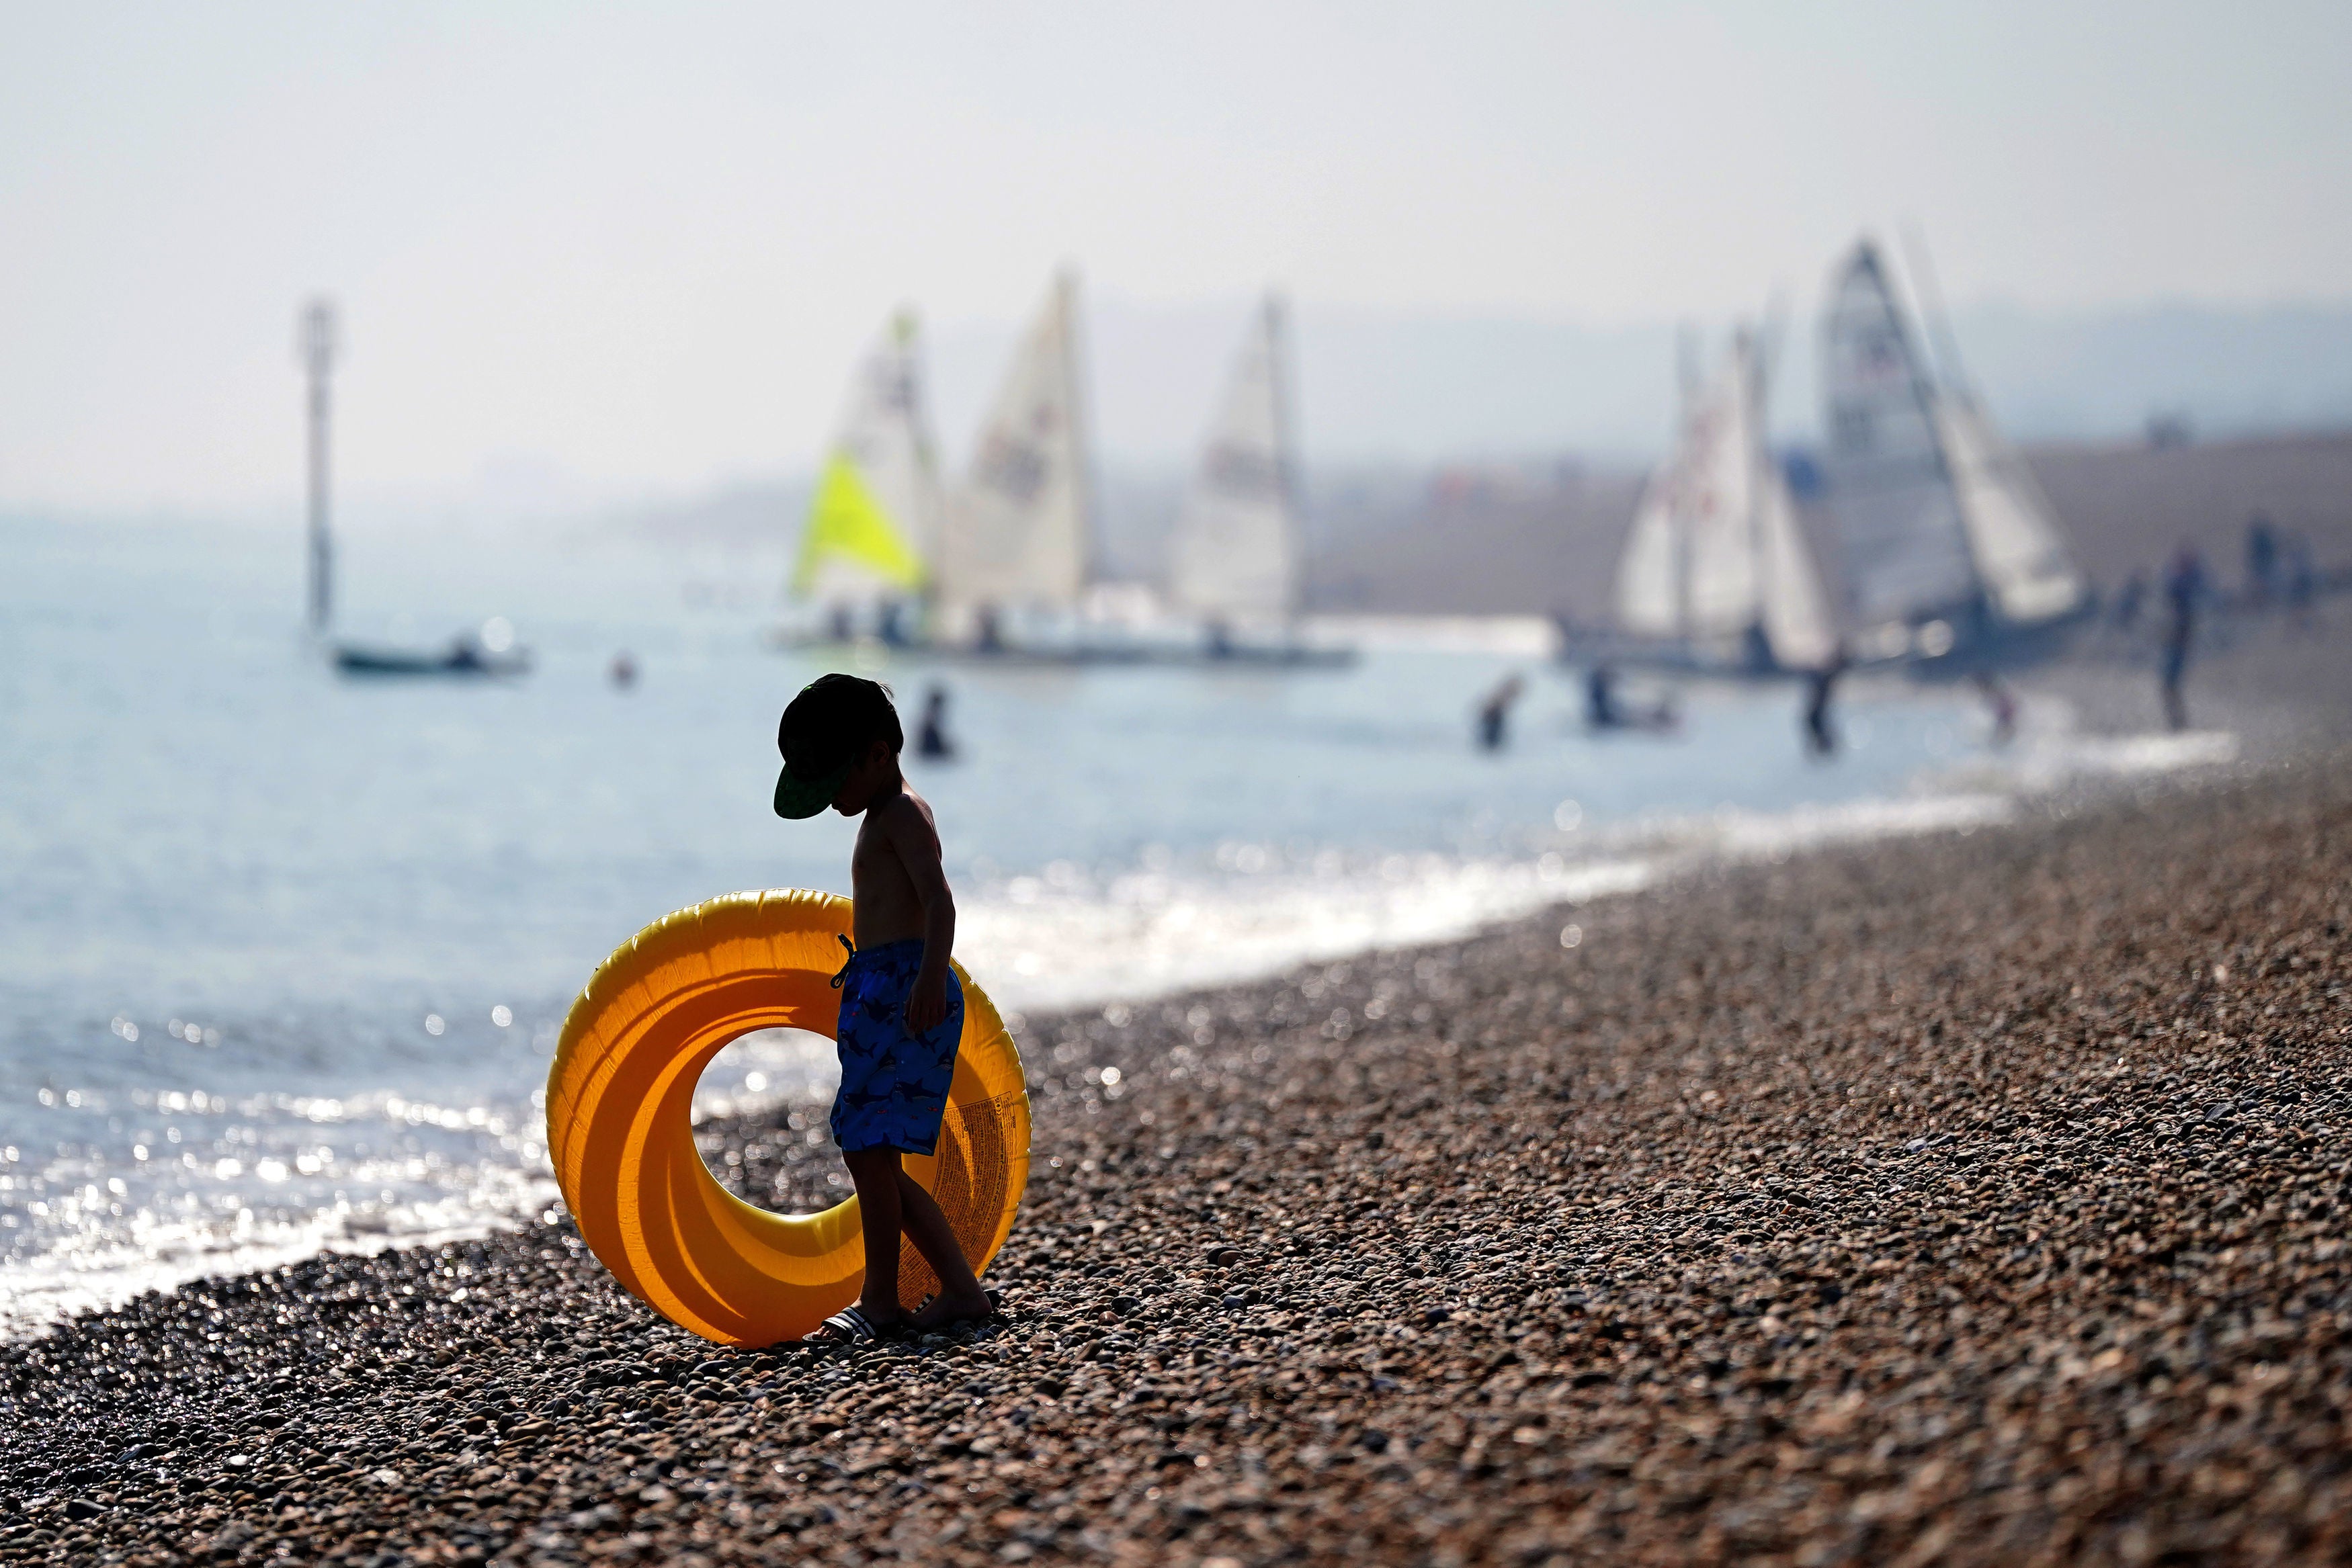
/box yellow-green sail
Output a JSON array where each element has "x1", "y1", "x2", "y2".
[{"x1": 790, "y1": 450, "x2": 926, "y2": 597}]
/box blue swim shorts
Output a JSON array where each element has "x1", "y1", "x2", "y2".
[{"x1": 831, "y1": 938, "x2": 965, "y2": 1157}]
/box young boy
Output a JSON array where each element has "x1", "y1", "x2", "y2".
[{"x1": 772, "y1": 674, "x2": 996, "y2": 1342}]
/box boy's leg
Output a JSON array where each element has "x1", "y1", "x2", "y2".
[
  {"x1": 844, "y1": 1147, "x2": 909, "y2": 1324},
  {"x1": 893, "y1": 1168, "x2": 994, "y2": 1329}
]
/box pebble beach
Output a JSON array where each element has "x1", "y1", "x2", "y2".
[{"x1": 5, "y1": 662, "x2": 2349, "y2": 1565}]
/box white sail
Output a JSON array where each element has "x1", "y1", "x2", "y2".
[
  {"x1": 1613, "y1": 353, "x2": 1745, "y2": 636},
  {"x1": 1611, "y1": 476, "x2": 1681, "y2": 638},
  {"x1": 790, "y1": 310, "x2": 939, "y2": 603},
  {"x1": 1936, "y1": 392, "x2": 2085, "y2": 624},
  {"x1": 1613, "y1": 331, "x2": 1834, "y2": 666},
  {"x1": 1679, "y1": 347, "x2": 1763, "y2": 638},
  {"x1": 937, "y1": 272, "x2": 1091, "y2": 613},
  {"x1": 1820, "y1": 241, "x2": 1978, "y2": 626},
  {"x1": 1169, "y1": 296, "x2": 1297, "y2": 619},
  {"x1": 1754, "y1": 453, "x2": 1839, "y2": 668}
]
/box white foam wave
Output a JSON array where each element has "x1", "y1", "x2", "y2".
[
  {"x1": 0, "y1": 1174, "x2": 558, "y2": 1341},
  {"x1": 958, "y1": 855, "x2": 1654, "y2": 1016}
]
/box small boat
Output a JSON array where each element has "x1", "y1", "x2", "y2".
[
  {"x1": 1166, "y1": 296, "x2": 1357, "y2": 670},
  {"x1": 929, "y1": 270, "x2": 1099, "y2": 653},
  {"x1": 333, "y1": 631, "x2": 533, "y2": 679},
  {"x1": 1572, "y1": 323, "x2": 1837, "y2": 679},
  {"x1": 774, "y1": 308, "x2": 942, "y2": 650}
]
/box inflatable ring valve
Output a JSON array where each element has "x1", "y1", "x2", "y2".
[{"x1": 545, "y1": 889, "x2": 1030, "y2": 1346}]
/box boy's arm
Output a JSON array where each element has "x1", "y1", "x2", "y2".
[{"x1": 880, "y1": 799, "x2": 957, "y2": 1033}]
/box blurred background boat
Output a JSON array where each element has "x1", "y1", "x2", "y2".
[
  {"x1": 332, "y1": 620, "x2": 531, "y2": 679},
  {"x1": 1165, "y1": 295, "x2": 1353, "y2": 669},
  {"x1": 1570, "y1": 320, "x2": 1837, "y2": 679},
  {"x1": 781, "y1": 308, "x2": 941, "y2": 644},
  {"x1": 1815, "y1": 236, "x2": 2090, "y2": 672}
]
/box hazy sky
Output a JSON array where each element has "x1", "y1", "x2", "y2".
[{"x1": 4, "y1": 1, "x2": 2348, "y2": 509}]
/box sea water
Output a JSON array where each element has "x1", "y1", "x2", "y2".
[{"x1": 0, "y1": 517, "x2": 2233, "y2": 1332}]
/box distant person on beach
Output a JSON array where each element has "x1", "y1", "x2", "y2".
[
  {"x1": 1972, "y1": 672, "x2": 2018, "y2": 746},
  {"x1": 2245, "y1": 514, "x2": 2279, "y2": 606},
  {"x1": 2160, "y1": 546, "x2": 2205, "y2": 732},
  {"x1": 1585, "y1": 664, "x2": 1623, "y2": 730},
  {"x1": 2285, "y1": 534, "x2": 2318, "y2": 631},
  {"x1": 917, "y1": 683, "x2": 956, "y2": 760},
  {"x1": 1476, "y1": 673, "x2": 1525, "y2": 751},
  {"x1": 1583, "y1": 664, "x2": 1678, "y2": 734},
  {"x1": 2111, "y1": 571, "x2": 2146, "y2": 631},
  {"x1": 772, "y1": 674, "x2": 993, "y2": 1342},
  {"x1": 1803, "y1": 644, "x2": 1849, "y2": 757}
]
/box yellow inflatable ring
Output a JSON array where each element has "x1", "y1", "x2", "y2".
[{"x1": 545, "y1": 889, "x2": 1030, "y2": 1346}]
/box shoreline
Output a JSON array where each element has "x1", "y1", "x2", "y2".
[
  {"x1": 1, "y1": 606, "x2": 2314, "y2": 1330},
  {"x1": 0, "y1": 698, "x2": 2237, "y2": 1342},
  {"x1": 4, "y1": 732, "x2": 2348, "y2": 1563}
]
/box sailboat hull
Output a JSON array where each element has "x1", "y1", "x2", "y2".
[
  {"x1": 1556, "y1": 625, "x2": 1816, "y2": 681},
  {"x1": 922, "y1": 642, "x2": 1355, "y2": 670},
  {"x1": 333, "y1": 642, "x2": 533, "y2": 679},
  {"x1": 1877, "y1": 601, "x2": 2093, "y2": 681},
  {"x1": 765, "y1": 627, "x2": 1355, "y2": 670},
  {"x1": 1560, "y1": 601, "x2": 2089, "y2": 681}
]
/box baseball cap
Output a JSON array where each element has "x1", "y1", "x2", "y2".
[{"x1": 774, "y1": 674, "x2": 897, "y2": 818}]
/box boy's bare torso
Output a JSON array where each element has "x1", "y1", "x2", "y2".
[{"x1": 850, "y1": 786, "x2": 941, "y2": 949}]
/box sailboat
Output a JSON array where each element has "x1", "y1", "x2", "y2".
[
  {"x1": 782, "y1": 309, "x2": 942, "y2": 646},
  {"x1": 1593, "y1": 326, "x2": 1837, "y2": 676},
  {"x1": 1165, "y1": 295, "x2": 1354, "y2": 668},
  {"x1": 931, "y1": 271, "x2": 1097, "y2": 654},
  {"x1": 1818, "y1": 238, "x2": 2087, "y2": 666}
]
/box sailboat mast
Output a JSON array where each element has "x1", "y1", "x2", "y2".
[
  {"x1": 1899, "y1": 222, "x2": 1972, "y2": 398},
  {"x1": 1740, "y1": 326, "x2": 1770, "y2": 651},
  {"x1": 1671, "y1": 336, "x2": 1696, "y2": 641},
  {"x1": 1265, "y1": 293, "x2": 1303, "y2": 621},
  {"x1": 1677, "y1": 318, "x2": 1698, "y2": 639},
  {"x1": 299, "y1": 298, "x2": 337, "y2": 633},
  {"x1": 1900, "y1": 224, "x2": 1998, "y2": 616},
  {"x1": 1058, "y1": 269, "x2": 1099, "y2": 597}
]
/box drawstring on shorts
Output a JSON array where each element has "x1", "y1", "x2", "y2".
[{"x1": 831, "y1": 933, "x2": 855, "y2": 989}]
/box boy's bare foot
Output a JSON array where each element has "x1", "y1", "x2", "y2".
[{"x1": 908, "y1": 1287, "x2": 998, "y2": 1333}]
